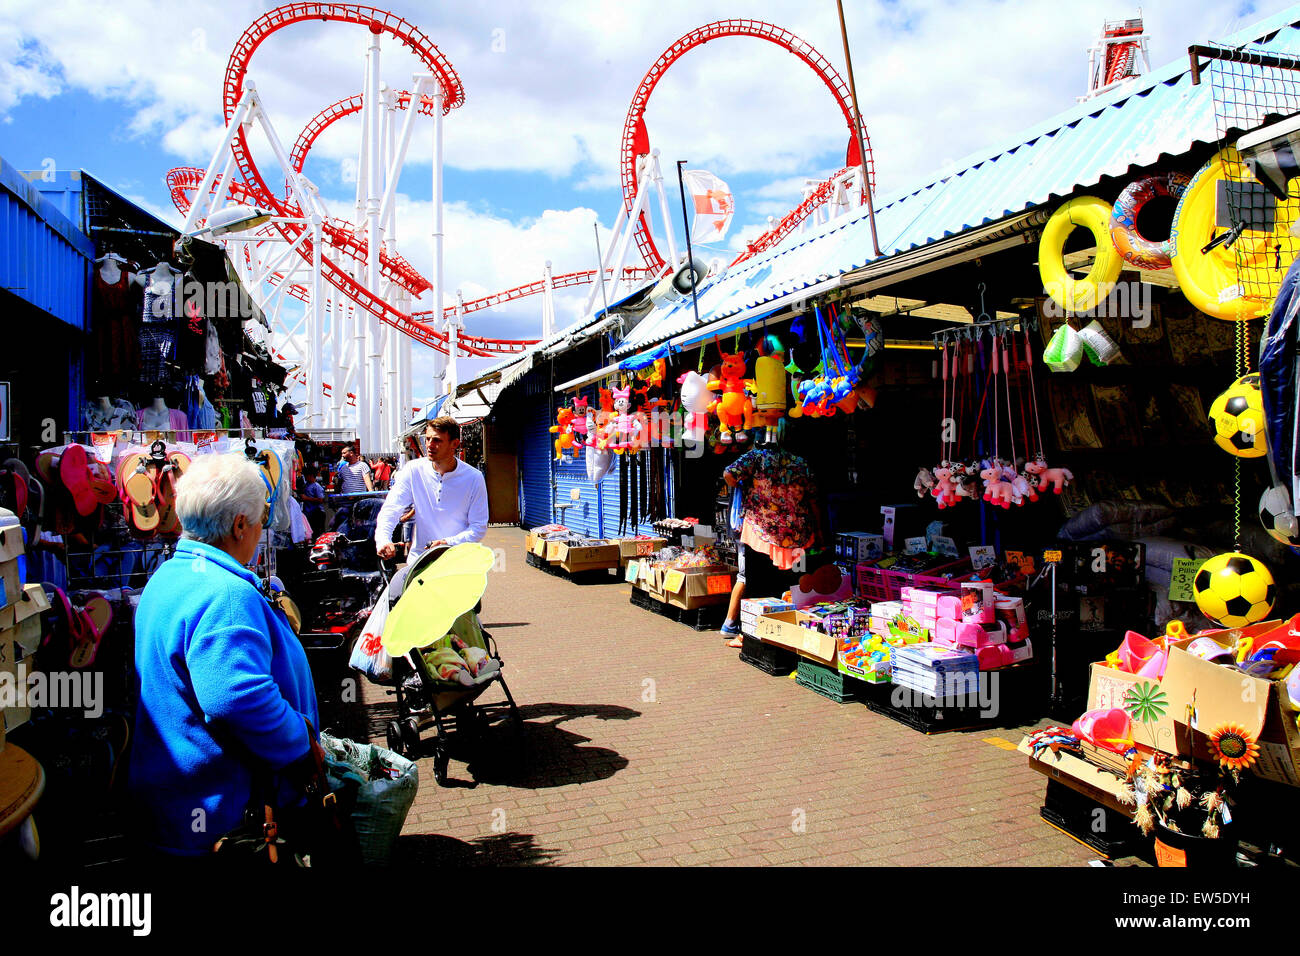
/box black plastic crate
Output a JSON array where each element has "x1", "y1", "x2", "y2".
[
  {"x1": 630, "y1": 586, "x2": 660, "y2": 611},
  {"x1": 864, "y1": 662, "x2": 1044, "y2": 733},
  {"x1": 1039, "y1": 779, "x2": 1139, "y2": 859},
  {"x1": 739, "y1": 634, "x2": 798, "y2": 675},
  {"x1": 796, "y1": 658, "x2": 865, "y2": 704},
  {"x1": 525, "y1": 551, "x2": 546, "y2": 569},
  {"x1": 675, "y1": 603, "x2": 727, "y2": 631}
]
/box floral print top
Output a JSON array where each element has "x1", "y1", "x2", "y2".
[{"x1": 724, "y1": 447, "x2": 817, "y2": 569}]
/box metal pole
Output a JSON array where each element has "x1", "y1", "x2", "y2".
[
  {"x1": 310, "y1": 215, "x2": 324, "y2": 427},
  {"x1": 675, "y1": 160, "x2": 702, "y2": 330},
  {"x1": 836, "y1": 0, "x2": 883, "y2": 258},
  {"x1": 542, "y1": 259, "x2": 555, "y2": 338},
  {"x1": 594, "y1": 222, "x2": 612, "y2": 319},
  {"x1": 650, "y1": 150, "x2": 681, "y2": 267},
  {"x1": 365, "y1": 28, "x2": 383, "y2": 454},
  {"x1": 432, "y1": 78, "x2": 448, "y2": 395}
]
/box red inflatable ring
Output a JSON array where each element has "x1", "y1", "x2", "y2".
[{"x1": 1109, "y1": 172, "x2": 1191, "y2": 270}]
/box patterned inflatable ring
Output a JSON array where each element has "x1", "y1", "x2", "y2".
[
  {"x1": 1039, "y1": 196, "x2": 1125, "y2": 314},
  {"x1": 1171, "y1": 147, "x2": 1300, "y2": 321},
  {"x1": 1109, "y1": 172, "x2": 1191, "y2": 270}
]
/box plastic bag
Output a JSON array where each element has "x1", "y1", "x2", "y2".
[
  {"x1": 729, "y1": 483, "x2": 744, "y2": 536},
  {"x1": 1043, "y1": 324, "x2": 1084, "y2": 372},
  {"x1": 319, "y1": 732, "x2": 419, "y2": 865},
  {"x1": 348, "y1": 579, "x2": 394, "y2": 684}
]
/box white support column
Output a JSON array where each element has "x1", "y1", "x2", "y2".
[
  {"x1": 542, "y1": 259, "x2": 555, "y2": 339},
  {"x1": 606, "y1": 169, "x2": 655, "y2": 305},
  {"x1": 431, "y1": 77, "x2": 448, "y2": 396},
  {"x1": 650, "y1": 150, "x2": 681, "y2": 268},
  {"x1": 363, "y1": 28, "x2": 383, "y2": 454},
  {"x1": 584, "y1": 200, "x2": 628, "y2": 314},
  {"x1": 308, "y1": 214, "x2": 324, "y2": 429},
  {"x1": 181, "y1": 90, "x2": 255, "y2": 234},
  {"x1": 400, "y1": 331, "x2": 413, "y2": 434},
  {"x1": 447, "y1": 290, "x2": 462, "y2": 401}
]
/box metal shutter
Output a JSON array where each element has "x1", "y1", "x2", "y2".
[{"x1": 519, "y1": 393, "x2": 553, "y2": 529}]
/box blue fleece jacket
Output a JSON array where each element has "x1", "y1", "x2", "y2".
[{"x1": 128, "y1": 539, "x2": 319, "y2": 856}]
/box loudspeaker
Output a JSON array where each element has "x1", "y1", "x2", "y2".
[{"x1": 649, "y1": 258, "x2": 708, "y2": 308}]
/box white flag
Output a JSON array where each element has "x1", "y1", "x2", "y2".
[{"x1": 682, "y1": 169, "x2": 734, "y2": 243}]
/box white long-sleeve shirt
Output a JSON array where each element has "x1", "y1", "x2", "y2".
[{"x1": 374, "y1": 457, "x2": 489, "y2": 551}]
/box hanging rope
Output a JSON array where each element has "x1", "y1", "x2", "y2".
[
  {"x1": 1234, "y1": 318, "x2": 1247, "y2": 551},
  {"x1": 1024, "y1": 324, "x2": 1046, "y2": 456}
]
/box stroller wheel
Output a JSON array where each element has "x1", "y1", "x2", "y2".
[
  {"x1": 402, "y1": 716, "x2": 422, "y2": 757},
  {"x1": 386, "y1": 720, "x2": 406, "y2": 758}
]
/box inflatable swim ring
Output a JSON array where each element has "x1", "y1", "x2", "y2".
[
  {"x1": 1109, "y1": 172, "x2": 1190, "y2": 270},
  {"x1": 1170, "y1": 147, "x2": 1300, "y2": 321},
  {"x1": 1039, "y1": 196, "x2": 1124, "y2": 314}
]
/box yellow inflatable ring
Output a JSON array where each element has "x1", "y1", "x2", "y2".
[
  {"x1": 1170, "y1": 147, "x2": 1300, "y2": 321},
  {"x1": 1039, "y1": 196, "x2": 1125, "y2": 314}
]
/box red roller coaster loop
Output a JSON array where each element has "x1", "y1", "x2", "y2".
[{"x1": 620, "y1": 19, "x2": 875, "y2": 273}]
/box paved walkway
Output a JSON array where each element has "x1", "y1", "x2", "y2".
[{"x1": 355, "y1": 528, "x2": 1110, "y2": 866}]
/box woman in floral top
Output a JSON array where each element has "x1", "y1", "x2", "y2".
[{"x1": 723, "y1": 446, "x2": 818, "y2": 571}]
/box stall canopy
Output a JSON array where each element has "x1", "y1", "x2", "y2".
[{"x1": 611, "y1": 8, "x2": 1300, "y2": 362}]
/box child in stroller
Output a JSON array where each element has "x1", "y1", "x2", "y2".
[{"x1": 381, "y1": 543, "x2": 522, "y2": 786}]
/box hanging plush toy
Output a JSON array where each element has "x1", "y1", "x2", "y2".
[
  {"x1": 677, "y1": 370, "x2": 712, "y2": 446},
  {"x1": 914, "y1": 466, "x2": 936, "y2": 498},
  {"x1": 932, "y1": 461, "x2": 958, "y2": 508},
  {"x1": 594, "y1": 387, "x2": 616, "y2": 450},
  {"x1": 980, "y1": 459, "x2": 1015, "y2": 509},
  {"x1": 707, "y1": 350, "x2": 754, "y2": 443},
  {"x1": 604, "y1": 385, "x2": 644, "y2": 453},
  {"x1": 549, "y1": 407, "x2": 579, "y2": 460},
  {"x1": 571, "y1": 397, "x2": 590, "y2": 449}
]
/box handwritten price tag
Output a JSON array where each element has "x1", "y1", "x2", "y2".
[
  {"x1": 625, "y1": 560, "x2": 639, "y2": 583},
  {"x1": 90, "y1": 433, "x2": 115, "y2": 463},
  {"x1": 707, "y1": 573, "x2": 733, "y2": 595},
  {"x1": 1043, "y1": 549, "x2": 1063, "y2": 564},
  {"x1": 636, "y1": 540, "x2": 655, "y2": 556},
  {"x1": 195, "y1": 431, "x2": 218, "y2": 454},
  {"x1": 969, "y1": 546, "x2": 997, "y2": 570},
  {"x1": 663, "y1": 570, "x2": 686, "y2": 594},
  {"x1": 904, "y1": 536, "x2": 928, "y2": 555}
]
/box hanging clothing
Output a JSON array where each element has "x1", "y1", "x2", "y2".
[
  {"x1": 135, "y1": 407, "x2": 190, "y2": 440},
  {"x1": 723, "y1": 447, "x2": 818, "y2": 571},
  {"x1": 92, "y1": 269, "x2": 141, "y2": 385},
  {"x1": 82, "y1": 398, "x2": 138, "y2": 432},
  {"x1": 140, "y1": 272, "x2": 183, "y2": 388}
]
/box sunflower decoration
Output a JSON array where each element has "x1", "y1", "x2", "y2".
[{"x1": 1207, "y1": 722, "x2": 1260, "y2": 778}]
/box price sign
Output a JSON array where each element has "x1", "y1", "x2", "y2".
[
  {"x1": 969, "y1": 546, "x2": 997, "y2": 570},
  {"x1": 625, "y1": 560, "x2": 639, "y2": 583},
  {"x1": 663, "y1": 570, "x2": 686, "y2": 594},
  {"x1": 1169, "y1": 557, "x2": 1207, "y2": 603},
  {"x1": 195, "y1": 431, "x2": 218, "y2": 454},
  {"x1": 1005, "y1": 551, "x2": 1036, "y2": 576},
  {"x1": 1043, "y1": 549, "x2": 1063, "y2": 564},
  {"x1": 904, "y1": 536, "x2": 928, "y2": 555},
  {"x1": 636, "y1": 540, "x2": 655, "y2": 556},
  {"x1": 90, "y1": 433, "x2": 115, "y2": 463},
  {"x1": 707, "y1": 573, "x2": 733, "y2": 595},
  {"x1": 929, "y1": 534, "x2": 959, "y2": 558}
]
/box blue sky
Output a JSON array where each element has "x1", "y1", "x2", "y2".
[{"x1": 1, "y1": 0, "x2": 1293, "y2": 407}]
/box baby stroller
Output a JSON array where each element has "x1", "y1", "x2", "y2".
[{"x1": 381, "y1": 544, "x2": 523, "y2": 786}]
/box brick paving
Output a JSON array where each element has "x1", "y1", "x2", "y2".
[{"x1": 354, "y1": 528, "x2": 1114, "y2": 867}]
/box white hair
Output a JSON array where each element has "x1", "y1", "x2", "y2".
[{"x1": 175, "y1": 453, "x2": 268, "y2": 543}]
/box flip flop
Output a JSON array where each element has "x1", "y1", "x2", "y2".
[
  {"x1": 156, "y1": 501, "x2": 181, "y2": 537},
  {"x1": 725, "y1": 637, "x2": 744, "y2": 648},
  {"x1": 70, "y1": 595, "x2": 113, "y2": 669},
  {"x1": 255, "y1": 449, "x2": 283, "y2": 507},
  {"x1": 36, "y1": 451, "x2": 77, "y2": 535},
  {"x1": 116, "y1": 452, "x2": 155, "y2": 508},
  {"x1": 45, "y1": 586, "x2": 86, "y2": 670},
  {"x1": 58, "y1": 444, "x2": 99, "y2": 516},
  {"x1": 155, "y1": 451, "x2": 191, "y2": 516},
  {"x1": 87, "y1": 459, "x2": 118, "y2": 504}
]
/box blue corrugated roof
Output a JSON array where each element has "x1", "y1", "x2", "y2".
[{"x1": 613, "y1": 8, "x2": 1300, "y2": 357}]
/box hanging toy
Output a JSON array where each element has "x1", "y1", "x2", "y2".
[
  {"x1": 1193, "y1": 552, "x2": 1276, "y2": 628},
  {"x1": 549, "y1": 407, "x2": 579, "y2": 461},
  {"x1": 571, "y1": 397, "x2": 590, "y2": 449},
  {"x1": 1029, "y1": 453, "x2": 1074, "y2": 494},
  {"x1": 1208, "y1": 373, "x2": 1268, "y2": 459},
  {"x1": 1259, "y1": 484, "x2": 1300, "y2": 547},
  {"x1": 932, "y1": 461, "x2": 958, "y2": 509},
  {"x1": 914, "y1": 467, "x2": 936, "y2": 498},
  {"x1": 752, "y1": 335, "x2": 787, "y2": 444},
  {"x1": 604, "y1": 385, "x2": 643, "y2": 453},
  {"x1": 707, "y1": 350, "x2": 754, "y2": 443},
  {"x1": 677, "y1": 370, "x2": 712, "y2": 446},
  {"x1": 980, "y1": 458, "x2": 1015, "y2": 509},
  {"x1": 955, "y1": 461, "x2": 983, "y2": 503}
]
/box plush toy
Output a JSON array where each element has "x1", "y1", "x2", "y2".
[
  {"x1": 932, "y1": 461, "x2": 958, "y2": 508},
  {"x1": 914, "y1": 466, "x2": 935, "y2": 499},
  {"x1": 980, "y1": 459, "x2": 1015, "y2": 509},
  {"x1": 955, "y1": 462, "x2": 983, "y2": 503},
  {"x1": 677, "y1": 370, "x2": 712, "y2": 445},
  {"x1": 1029, "y1": 454, "x2": 1073, "y2": 494},
  {"x1": 595, "y1": 388, "x2": 616, "y2": 450},
  {"x1": 549, "y1": 407, "x2": 579, "y2": 460},
  {"x1": 707, "y1": 350, "x2": 754, "y2": 442}
]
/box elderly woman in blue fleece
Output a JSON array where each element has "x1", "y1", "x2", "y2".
[{"x1": 129, "y1": 452, "x2": 318, "y2": 858}]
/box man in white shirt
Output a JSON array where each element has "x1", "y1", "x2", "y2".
[{"x1": 375, "y1": 416, "x2": 488, "y2": 557}]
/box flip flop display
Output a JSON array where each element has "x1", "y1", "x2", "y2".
[
  {"x1": 59, "y1": 444, "x2": 99, "y2": 517},
  {"x1": 70, "y1": 595, "x2": 113, "y2": 670},
  {"x1": 35, "y1": 451, "x2": 78, "y2": 535}
]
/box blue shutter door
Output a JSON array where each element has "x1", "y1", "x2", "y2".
[{"x1": 519, "y1": 395, "x2": 553, "y2": 529}]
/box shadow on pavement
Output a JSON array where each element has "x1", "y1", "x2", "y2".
[
  {"x1": 465, "y1": 701, "x2": 640, "y2": 789},
  {"x1": 395, "y1": 831, "x2": 559, "y2": 866}
]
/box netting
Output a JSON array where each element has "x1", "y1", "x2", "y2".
[{"x1": 1201, "y1": 43, "x2": 1300, "y2": 305}]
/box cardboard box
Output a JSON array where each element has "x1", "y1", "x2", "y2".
[
  {"x1": 1086, "y1": 662, "x2": 1179, "y2": 755},
  {"x1": 0, "y1": 559, "x2": 19, "y2": 613},
  {"x1": 662, "y1": 566, "x2": 734, "y2": 610},
  {"x1": 1161, "y1": 640, "x2": 1300, "y2": 787},
  {"x1": 544, "y1": 539, "x2": 570, "y2": 562},
  {"x1": 836, "y1": 532, "x2": 885, "y2": 564},
  {"x1": 616, "y1": 538, "x2": 669, "y2": 567},
  {"x1": 1016, "y1": 737, "x2": 1135, "y2": 818},
  {"x1": 756, "y1": 610, "x2": 837, "y2": 664},
  {"x1": 530, "y1": 535, "x2": 550, "y2": 557},
  {"x1": 557, "y1": 542, "x2": 620, "y2": 573}
]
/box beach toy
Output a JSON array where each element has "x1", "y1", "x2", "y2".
[
  {"x1": 1040, "y1": 196, "x2": 1124, "y2": 314},
  {"x1": 1072, "y1": 708, "x2": 1134, "y2": 753},
  {"x1": 1185, "y1": 636, "x2": 1234, "y2": 664},
  {"x1": 1109, "y1": 172, "x2": 1190, "y2": 270}
]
